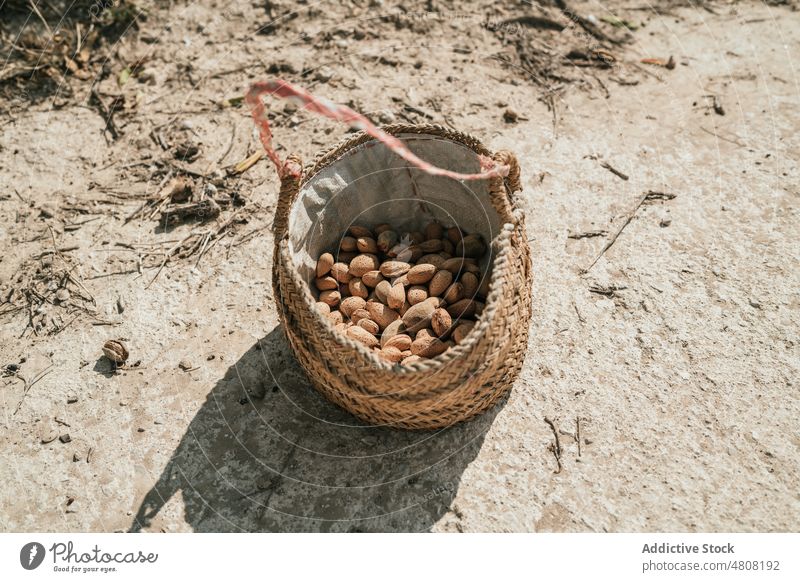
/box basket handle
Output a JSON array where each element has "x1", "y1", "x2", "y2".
[
  {"x1": 494, "y1": 150, "x2": 522, "y2": 195},
  {"x1": 245, "y1": 79, "x2": 511, "y2": 181}
]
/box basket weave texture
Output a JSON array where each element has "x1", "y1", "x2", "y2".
[{"x1": 272, "y1": 124, "x2": 532, "y2": 430}]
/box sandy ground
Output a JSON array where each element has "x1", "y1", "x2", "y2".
[{"x1": 1, "y1": 1, "x2": 798, "y2": 532}]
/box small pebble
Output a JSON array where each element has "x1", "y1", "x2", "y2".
[
  {"x1": 59, "y1": 434, "x2": 71, "y2": 444},
  {"x1": 503, "y1": 109, "x2": 519, "y2": 123}
]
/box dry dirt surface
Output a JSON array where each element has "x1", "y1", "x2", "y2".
[{"x1": 1, "y1": 0, "x2": 798, "y2": 532}]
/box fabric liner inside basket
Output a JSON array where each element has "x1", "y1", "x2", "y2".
[{"x1": 288, "y1": 133, "x2": 504, "y2": 286}]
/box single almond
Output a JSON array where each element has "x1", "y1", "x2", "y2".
[
  {"x1": 361, "y1": 270, "x2": 384, "y2": 288},
  {"x1": 388, "y1": 282, "x2": 406, "y2": 310},
  {"x1": 356, "y1": 237, "x2": 378, "y2": 254},
  {"x1": 328, "y1": 310, "x2": 344, "y2": 325},
  {"x1": 380, "y1": 319, "x2": 406, "y2": 347},
  {"x1": 319, "y1": 290, "x2": 341, "y2": 307},
  {"x1": 442, "y1": 257, "x2": 467, "y2": 274},
  {"x1": 447, "y1": 299, "x2": 477, "y2": 319},
  {"x1": 417, "y1": 239, "x2": 443, "y2": 253},
  {"x1": 407, "y1": 285, "x2": 428, "y2": 305},
  {"x1": 424, "y1": 221, "x2": 444, "y2": 241},
  {"x1": 316, "y1": 253, "x2": 334, "y2": 277},
  {"x1": 339, "y1": 236, "x2": 357, "y2": 252},
  {"x1": 340, "y1": 296, "x2": 366, "y2": 318},
  {"x1": 411, "y1": 336, "x2": 448, "y2": 357},
  {"x1": 452, "y1": 321, "x2": 475, "y2": 344},
  {"x1": 407, "y1": 263, "x2": 437, "y2": 284},
  {"x1": 315, "y1": 301, "x2": 331, "y2": 316},
  {"x1": 417, "y1": 254, "x2": 446, "y2": 269},
  {"x1": 348, "y1": 225, "x2": 373, "y2": 238},
  {"x1": 415, "y1": 328, "x2": 435, "y2": 341},
  {"x1": 315, "y1": 276, "x2": 338, "y2": 291},
  {"x1": 463, "y1": 262, "x2": 481, "y2": 274},
  {"x1": 443, "y1": 281, "x2": 464, "y2": 304},
  {"x1": 374, "y1": 223, "x2": 392, "y2": 235},
  {"x1": 374, "y1": 280, "x2": 392, "y2": 303},
  {"x1": 461, "y1": 272, "x2": 479, "y2": 298},
  {"x1": 456, "y1": 233, "x2": 486, "y2": 258},
  {"x1": 402, "y1": 300, "x2": 436, "y2": 333},
  {"x1": 358, "y1": 318, "x2": 380, "y2": 335},
  {"x1": 384, "y1": 333, "x2": 412, "y2": 351},
  {"x1": 349, "y1": 278, "x2": 369, "y2": 299},
  {"x1": 366, "y1": 301, "x2": 400, "y2": 330},
  {"x1": 379, "y1": 346, "x2": 404, "y2": 363},
  {"x1": 431, "y1": 308, "x2": 452, "y2": 338},
  {"x1": 347, "y1": 325, "x2": 378, "y2": 348},
  {"x1": 380, "y1": 260, "x2": 411, "y2": 278},
  {"x1": 351, "y1": 308, "x2": 371, "y2": 324},
  {"x1": 331, "y1": 262, "x2": 353, "y2": 283},
  {"x1": 349, "y1": 253, "x2": 380, "y2": 277},
  {"x1": 446, "y1": 226, "x2": 463, "y2": 245},
  {"x1": 428, "y1": 270, "x2": 453, "y2": 297},
  {"x1": 388, "y1": 243, "x2": 414, "y2": 262},
  {"x1": 377, "y1": 230, "x2": 398, "y2": 253},
  {"x1": 424, "y1": 296, "x2": 445, "y2": 309}
]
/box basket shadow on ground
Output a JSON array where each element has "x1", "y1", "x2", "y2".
[{"x1": 129, "y1": 325, "x2": 502, "y2": 532}]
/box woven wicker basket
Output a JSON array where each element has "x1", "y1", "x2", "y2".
[{"x1": 272, "y1": 124, "x2": 532, "y2": 430}]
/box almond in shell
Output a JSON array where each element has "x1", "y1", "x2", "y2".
[
  {"x1": 357, "y1": 318, "x2": 380, "y2": 335},
  {"x1": 384, "y1": 333, "x2": 412, "y2": 351},
  {"x1": 380, "y1": 260, "x2": 411, "y2": 278},
  {"x1": 452, "y1": 321, "x2": 475, "y2": 344},
  {"x1": 347, "y1": 325, "x2": 379, "y2": 348},
  {"x1": 411, "y1": 336, "x2": 448, "y2": 358},
  {"x1": 361, "y1": 270, "x2": 384, "y2": 288},
  {"x1": 428, "y1": 270, "x2": 453, "y2": 297},
  {"x1": 356, "y1": 237, "x2": 378, "y2": 254},
  {"x1": 315, "y1": 276, "x2": 338, "y2": 291},
  {"x1": 366, "y1": 301, "x2": 400, "y2": 330},
  {"x1": 340, "y1": 296, "x2": 366, "y2": 318},
  {"x1": 407, "y1": 285, "x2": 428, "y2": 305},
  {"x1": 388, "y1": 282, "x2": 406, "y2": 310},
  {"x1": 349, "y1": 254, "x2": 380, "y2": 277},
  {"x1": 431, "y1": 308, "x2": 453, "y2": 338},
  {"x1": 319, "y1": 290, "x2": 341, "y2": 307},
  {"x1": 407, "y1": 263, "x2": 437, "y2": 284},
  {"x1": 316, "y1": 253, "x2": 334, "y2": 277},
  {"x1": 348, "y1": 278, "x2": 369, "y2": 299},
  {"x1": 340, "y1": 236, "x2": 357, "y2": 252}
]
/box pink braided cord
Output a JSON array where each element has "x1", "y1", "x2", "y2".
[{"x1": 245, "y1": 79, "x2": 509, "y2": 181}]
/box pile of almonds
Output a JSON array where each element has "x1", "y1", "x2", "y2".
[{"x1": 313, "y1": 221, "x2": 489, "y2": 366}]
